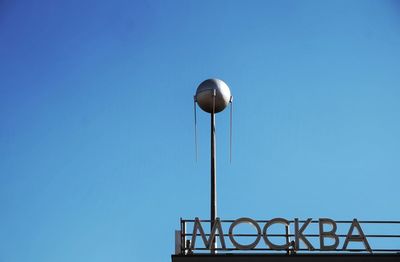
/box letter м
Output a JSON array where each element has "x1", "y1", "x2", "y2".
[{"x1": 190, "y1": 217, "x2": 226, "y2": 250}]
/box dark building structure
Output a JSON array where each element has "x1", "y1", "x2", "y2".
[
  {"x1": 171, "y1": 218, "x2": 400, "y2": 262},
  {"x1": 172, "y1": 253, "x2": 399, "y2": 262}
]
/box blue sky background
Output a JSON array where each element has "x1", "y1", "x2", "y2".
[{"x1": 1, "y1": 0, "x2": 400, "y2": 261}]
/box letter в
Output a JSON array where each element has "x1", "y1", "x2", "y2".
[{"x1": 319, "y1": 218, "x2": 339, "y2": 250}]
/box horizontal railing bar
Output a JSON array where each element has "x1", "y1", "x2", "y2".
[
  {"x1": 184, "y1": 233, "x2": 400, "y2": 238},
  {"x1": 180, "y1": 219, "x2": 400, "y2": 254},
  {"x1": 189, "y1": 248, "x2": 400, "y2": 252},
  {"x1": 182, "y1": 220, "x2": 400, "y2": 224}
]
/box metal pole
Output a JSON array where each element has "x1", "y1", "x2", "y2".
[{"x1": 210, "y1": 111, "x2": 217, "y2": 254}]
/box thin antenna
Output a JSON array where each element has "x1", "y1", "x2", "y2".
[
  {"x1": 229, "y1": 96, "x2": 233, "y2": 163},
  {"x1": 212, "y1": 89, "x2": 216, "y2": 114},
  {"x1": 194, "y1": 96, "x2": 198, "y2": 162}
]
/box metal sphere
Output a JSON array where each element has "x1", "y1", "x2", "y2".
[{"x1": 195, "y1": 79, "x2": 231, "y2": 113}]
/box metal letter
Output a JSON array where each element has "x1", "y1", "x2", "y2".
[
  {"x1": 342, "y1": 219, "x2": 372, "y2": 253},
  {"x1": 190, "y1": 217, "x2": 226, "y2": 250},
  {"x1": 262, "y1": 218, "x2": 291, "y2": 250},
  {"x1": 229, "y1": 217, "x2": 262, "y2": 250},
  {"x1": 294, "y1": 218, "x2": 314, "y2": 250},
  {"x1": 319, "y1": 218, "x2": 339, "y2": 250}
]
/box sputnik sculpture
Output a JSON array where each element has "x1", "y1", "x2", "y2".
[{"x1": 194, "y1": 78, "x2": 233, "y2": 253}]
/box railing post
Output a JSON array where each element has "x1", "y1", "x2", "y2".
[
  {"x1": 183, "y1": 220, "x2": 186, "y2": 254},
  {"x1": 285, "y1": 224, "x2": 290, "y2": 255}
]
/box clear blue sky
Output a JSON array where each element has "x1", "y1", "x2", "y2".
[{"x1": 1, "y1": 0, "x2": 400, "y2": 261}]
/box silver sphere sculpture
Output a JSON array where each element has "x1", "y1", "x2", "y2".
[{"x1": 195, "y1": 78, "x2": 231, "y2": 113}]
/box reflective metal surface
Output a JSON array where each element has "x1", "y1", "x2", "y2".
[{"x1": 195, "y1": 79, "x2": 231, "y2": 113}]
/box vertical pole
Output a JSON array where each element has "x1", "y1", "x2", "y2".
[
  {"x1": 285, "y1": 224, "x2": 290, "y2": 255},
  {"x1": 210, "y1": 111, "x2": 217, "y2": 254}
]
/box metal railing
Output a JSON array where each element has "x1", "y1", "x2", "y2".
[{"x1": 175, "y1": 218, "x2": 400, "y2": 255}]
